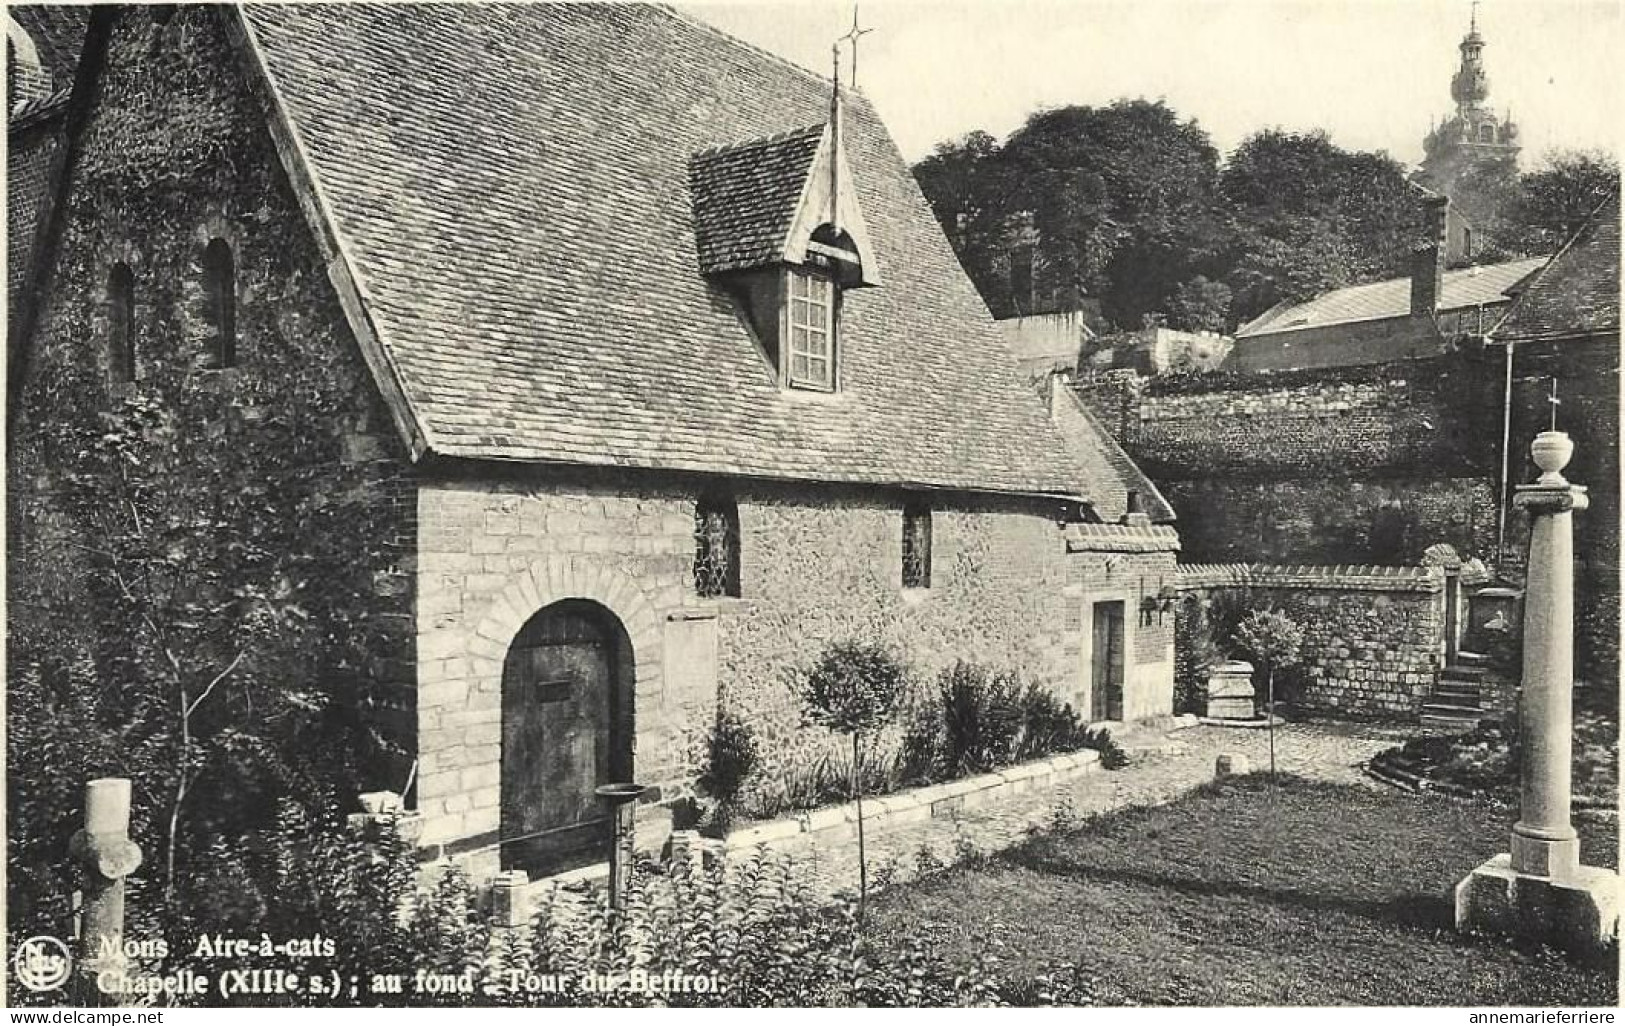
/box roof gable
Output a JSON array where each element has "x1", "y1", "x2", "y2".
[
  {"x1": 238, "y1": 4, "x2": 1126, "y2": 500},
  {"x1": 1494, "y1": 194, "x2": 1620, "y2": 342},
  {"x1": 690, "y1": 125, "x2": 824, "y2": 275}
]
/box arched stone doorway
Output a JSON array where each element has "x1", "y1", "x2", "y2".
[{"x1": 500, "y1": 599, "x2": 634, "y2": 874}]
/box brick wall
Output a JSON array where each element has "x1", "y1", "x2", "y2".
[
  {"x1": 1064, "y1": 524, "x2": 1179, "y2": 721},
  {"x1": 8, "y1": 7, "x2": 418, "y2": 791},
  {"x1": 7, "y1": 116, "x2": 67, "y2": 336},
  {"x1": 1177, "y1": 564, "x2": 1445, "y2": 718},
  {"x1": 411, "y1": 470, "x2": 1084, "y2": 852}
]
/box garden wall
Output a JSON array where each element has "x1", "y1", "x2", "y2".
[{"x1": 1176, "y1": 563, "x2": 1446, "y2": 718}]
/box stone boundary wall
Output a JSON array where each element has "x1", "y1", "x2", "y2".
[{"x1": 1175, "y1": 563, "x2": 1445, "y2": 719}]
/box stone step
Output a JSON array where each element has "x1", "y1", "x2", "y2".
[
  {"x1": 1423, "y1": 702, "x2": 1488, "y2": 718},
  {"x1": 1420, "y1": 711, "x2": 1483, "y2": 731},
  {"x1": 1432, "y1": 683, "x2": 1482, "y2": 699},
  {"x1": 1455, "y1": 650, "x2": 1491, "y2": 667},
  {"x1": 1441, "y1": 665, "x2": 1490, "y2": 681}
]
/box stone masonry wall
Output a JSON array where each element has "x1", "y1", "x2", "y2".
[
  {"x1": 411, "y1": 469, "x2": 1081, "y2": 855},
  {"x1": 1077, "y1": 356, "x2": 1503, "y2": 566},
  {"x1": 1177, "y1": 564, "x2": 1446, "y2": 718}
]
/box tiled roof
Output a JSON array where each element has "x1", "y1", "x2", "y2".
[
  {"x1": 1238, "y1": 256, "x2": 1548, "y2": 338},
  {"x1": 691, "y1": 125, "x2": 823, "y2": 274},
  {"x1": 239, "y1": 4, "x2": 1114, "y2": 499},
  {"x1": 7, "y1": 86, "x2": 71, "y2": 131},
  {"x1": 1494, "y1": 194, "x2": 1620, "y2": 342}
]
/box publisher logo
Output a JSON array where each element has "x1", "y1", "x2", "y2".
[{"x1": 13, "y1": 935, "x2": 72, "y2": 993}]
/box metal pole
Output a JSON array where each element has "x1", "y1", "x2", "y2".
[{"x1": 1497, "y1": 337, "x2": 1514, "y2": 564}]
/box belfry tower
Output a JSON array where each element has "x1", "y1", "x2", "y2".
[{"x1": 1418, "y1": 4, "x2": 1521, "y2": 217}]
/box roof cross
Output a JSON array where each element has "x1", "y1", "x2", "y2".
[{"x1": 837, "y1": 6, "x2": 874, "y2": 89}]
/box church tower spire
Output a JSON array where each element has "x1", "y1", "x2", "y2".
[{"x1": 1418, "y1": 1, "x2": 1521, "y2": 221}]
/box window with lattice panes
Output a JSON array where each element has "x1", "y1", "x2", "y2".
[
  {"x1": 693, "y1": 495, "x2": 741, "y2": 598},
  {"x1": 786, "y1": 269, "x2": 834, "y2": 390},
  {"x1": 902, "y1": 501, "x2": 932, "y2": 590}
]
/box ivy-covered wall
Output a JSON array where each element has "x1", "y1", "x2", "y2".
[
  {"x1": 7, "y1": 7, "x2": 418, "y2": 798},
  {"x1": 1077, "y1": 355, "x2": 1505, "y2": 566}
]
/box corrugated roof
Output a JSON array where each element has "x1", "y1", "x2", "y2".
[
  {"x1": 690, "y1": 125, "x2": 824, "y2": 274},
  {"x1": 1238, "y1": 256, "x2": 1547, "y2": 338},
  {"x1": 240, "y1": 4, "x2": 1120, "y2": 499},
  {"x1": 1495, "y1": 194, "x2": 1620, "y2": 342}
]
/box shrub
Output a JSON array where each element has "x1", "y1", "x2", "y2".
[
  {"x1": 697, "y1": 710, "x2": 759, "y2": 837},
  {"x1": 1173, "y1": 597, "x2": 1221, "y2": 715},
  {"x1": 938, "y1": 661, "x2": 1024, "y2": 775},
  {"x1": 1014, "y1": 683, "x2": 1092, "y2": 762},
  {"x1": 1082, "y1": 726, "x2": 1129, "y2": 770}
]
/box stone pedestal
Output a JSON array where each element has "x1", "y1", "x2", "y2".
[
  {"x1": 1455, "y1": 432, "x2": 1619, "y2": 951},
  {"x1": 1205, "y1": 660, "x2": 1256, "y2": 720}
]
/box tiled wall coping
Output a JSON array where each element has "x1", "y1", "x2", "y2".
[{"x1": 1175, "y1": 562, "x2": 1444, "y2": 594}]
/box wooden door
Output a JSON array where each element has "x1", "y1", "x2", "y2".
[
  {"x1": 501, "y1": 604, "x2": 615, "y2": 873},
  {"x1": 1091, "y1": 601, "x2": 1125, "y2": 721}
]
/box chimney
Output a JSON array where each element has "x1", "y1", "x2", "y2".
[{"x1": 1410, "y1": 195, "x2": 1449, "y2": 316}]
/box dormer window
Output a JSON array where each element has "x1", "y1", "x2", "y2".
[{"x1": 787, "y1": 268, "x2": 835, "y2": 390}]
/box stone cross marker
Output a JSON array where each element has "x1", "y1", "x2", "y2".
[
  {"x1": 1454, "y1": 431, "x2": 1619, "y2": 950},
  {"x1": 68, "y1": 777, "x2": 143, "y2": 1003}
]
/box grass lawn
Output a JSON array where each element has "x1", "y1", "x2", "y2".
[{"x1": 867, "y1": 774, "x2": 1618, "y2": 1006}]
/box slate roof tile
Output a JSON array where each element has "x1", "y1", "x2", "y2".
[
  {"x1": 691, "y1": 125, "x2": 823, "y2": 274},
  {"x1": 1239, "y1": 256, "x2": 1548, "y2": 338},
  {"x1": 240, "y1": 3, "x2": 1128, "y2": 500},
  {"x1": 1494, "y1": 194, "x2": 1620, "y2": 341}
]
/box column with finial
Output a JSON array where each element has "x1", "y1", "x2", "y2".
[{"x1": 1454, "y1": 430, "x2": 1619, "y2": 951}]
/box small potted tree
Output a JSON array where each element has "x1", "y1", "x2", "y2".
[
  {"x1": 1234, "y1": 609, "x2": 1304, "y2": 779},
  {"x1": 802, "y1": 640, "x2": 908, "y2": 923}
]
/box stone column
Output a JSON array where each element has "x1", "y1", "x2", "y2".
[
  {"x1": 1454, "y1": 431, "x2": 1618, "y2": 951},
  {"x1": 1509, "y1": 431, "x2": 1584, "y2": 879}
]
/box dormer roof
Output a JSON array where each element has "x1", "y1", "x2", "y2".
[
  {"x1": 230, "y1": 3, "x2": 1142, "y2": 504},
  {"x1": 690, "y1": 121, "x2": 880, "y2": 285}
]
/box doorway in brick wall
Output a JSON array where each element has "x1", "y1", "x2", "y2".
[
  {"x1": 1091, "y1": 600, "x2": 1126, "y2": 721},
  {"x1": 499, "y1": 599, "x2": 634, "y2": 875}
]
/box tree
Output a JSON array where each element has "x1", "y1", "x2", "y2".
[
  {"x1": 1233, "y1": 609, "x2": 1304, "y2": 779},
  {"x1": 911, "y1": 130, "x2": 1017, "y2": 316},
  {"x1": 1165, "y1": 275, "x2": 1233, "y2": 334},
  {"x1": 801, "y1": 641, "x2": 908, "y2": 922},
  {"x1": 912, "y1": 100, "x2": 1226, "y2": 329},
  {"x1": 1220, "y1": 130, "x2": 1423, "y2": 324},
  {"x1": 1502, "y1": 149, "x2": 1621, "y2": 255}
]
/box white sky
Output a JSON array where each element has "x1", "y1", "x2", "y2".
[{"x1": 680, "y1": 0, "x2": 1623, "y2": 169}]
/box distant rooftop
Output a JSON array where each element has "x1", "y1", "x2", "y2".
[{"x1": 1238, "y1": 256, "x2": 1548, "y2": 338}]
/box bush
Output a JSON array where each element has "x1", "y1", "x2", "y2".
[
  {"x1": 697, "y1": 710, "x2": 759, "y2": 837},
  {"x1": 1082, "y1": 726, "x2": 1129, "y2": 770},
  {"x1": 1015, "y1": 683, "x2": 1092, "y2": 762},
  {"x1": 938, "y1": 661, "x2": 1025, "y2": 775},
  {"x1": 1173, "y1": 598, "x2": 1221, "y2": 715}
]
